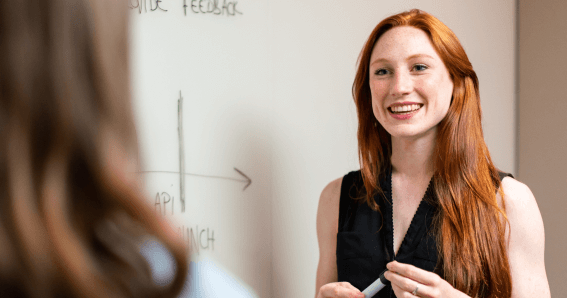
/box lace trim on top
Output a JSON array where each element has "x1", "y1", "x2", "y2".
[{"x1": 384, "y1": 170, "x2": 434, "y2": 260}]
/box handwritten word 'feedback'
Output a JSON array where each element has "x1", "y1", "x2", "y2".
[{"x1": 129, "y1": 0, "x2": 242, "y2": 16}]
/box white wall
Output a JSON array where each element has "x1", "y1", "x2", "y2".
[{"x1": 129, "y1": 1, "x2": 516, "y2": 297}]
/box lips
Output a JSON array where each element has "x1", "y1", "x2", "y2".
[
  {"x1": 388, "y1": 103, "x2": 423, "y2": 114},
  {"x1": 387, "y1": 103, "x2": 423, "y2": 120}
]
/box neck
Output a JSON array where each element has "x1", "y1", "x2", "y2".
[{"x1": 390, "y1": 132, "x2": 436, "y2": 179}]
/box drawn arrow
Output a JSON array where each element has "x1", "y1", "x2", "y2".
[
  {"x1": 138, "y1": 168, "x2": 252, "y2": 190},
  {"x1": 233, "y1": 167, "x2": 252, "y2": 191}
]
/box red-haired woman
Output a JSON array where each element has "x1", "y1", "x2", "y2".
[{"x1": 315, "y1": 9, "x2": 550, "y2": 298}]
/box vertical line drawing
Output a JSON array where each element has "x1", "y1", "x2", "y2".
[
  {"x1": 178, "y1": 91, "x2": 186, "y2": 212},
  {"x1": 139, "y1": 91, "x2": 252, "y2": 213}
]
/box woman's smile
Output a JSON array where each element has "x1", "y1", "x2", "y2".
[
  {"x1": 368, "y1": 26, "x2": 454, "y2": 139},
  {"x1": 388, "y1": 102, "x2": 424, "y2": 120}
]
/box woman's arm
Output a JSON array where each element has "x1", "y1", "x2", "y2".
[
  {"x1": 315, "y1": 177, "x2": 364, "y2": 298},
  {"x1": 500, "y1": 177, "x2": 551, "y2": 298},
  {"x1": 384, "y1": 177, "x2": 551, "y2": 298}
]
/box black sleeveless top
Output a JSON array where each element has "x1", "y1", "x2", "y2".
[{"x1": 336, "y1": 170, "x2": 511, "y2": 297}]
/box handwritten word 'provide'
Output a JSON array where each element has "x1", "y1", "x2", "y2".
[{"x1": 129, "y1": 0, "x2": 167, "y2": 13}]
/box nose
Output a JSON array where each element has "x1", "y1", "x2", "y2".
[{"x1": 390, "y1": 70, "x2": 413, "y2": 97}]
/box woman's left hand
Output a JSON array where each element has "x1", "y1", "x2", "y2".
[{"x1": 384, "y1": 261, "x2": 470, "y2": 298}]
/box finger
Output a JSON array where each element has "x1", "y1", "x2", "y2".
[
  {"x1": 391, "y1": 281, "x2": 427, "y2": 298},
  {"x1": 387, "y1": 261, "x2": 439, "y2": 286},
  {"x1": 386, "y1": 270, "x2": 440, "y2": 298},
  {"x1": 390, "y1": 281, "x2": 415, "y2": 298},
  {"x1": 320, "y1": 283, "x2": 364, "y2": 298},
  {"x1": 384, "y1": 270, "x2": 418, "y2": 291},
  {"x1": 337, "y1": 282, "x2": 361, "y2": 293}
]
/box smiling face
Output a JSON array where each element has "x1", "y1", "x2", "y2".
[{"x1": 369, "y1": 26, "x2": 454, "y2": 140}]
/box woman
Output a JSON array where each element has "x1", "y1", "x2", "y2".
[
  {"x1": 316, "y1": 9, "x2": 550, "y2": 298},
  {"x1": 0, "y1": 0, "x2": 188, "y2": 297}
]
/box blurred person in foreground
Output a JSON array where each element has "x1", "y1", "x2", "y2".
[{"x1": 0, "y1": 0, "x2": 189, "y2": 297}]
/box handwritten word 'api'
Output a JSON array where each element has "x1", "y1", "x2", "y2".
[
  {"x1": 155, "y1": 192, "x2": 175, "y2": 216},
  {"x1": 129, "y1": 0, "x2": 167, "y2": 14},
  {"x1": 184, "y1": 0, "x2": 242, "y2": 16}
]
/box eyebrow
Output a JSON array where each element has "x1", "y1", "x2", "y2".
[{"x1": 370, "y1": 53, "x2": 435, "y2": 66}]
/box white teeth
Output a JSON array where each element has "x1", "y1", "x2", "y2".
[{"x1": 391, "y1": 104, "x2": 421, "y2": 113}]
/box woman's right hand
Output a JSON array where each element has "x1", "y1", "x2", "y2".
[{"x1": 317, "y1": 282, "x2": 365, "y2": 298}]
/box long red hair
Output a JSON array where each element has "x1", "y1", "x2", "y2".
[{"x1": 352, "y1": 9, "x2": 511, "y2": 297}]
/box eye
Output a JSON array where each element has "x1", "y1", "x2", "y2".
[
  {"x1": 374, "y1": 68, "x2": 390, "y2": 76},
  {"x1": 413, "y1": 64, "x2": 428, "y2": 71}
]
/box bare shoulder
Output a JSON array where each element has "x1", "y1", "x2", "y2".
[
  {"x1": 499, "y1": 177, "x2": 550, "y2": 297},
  {"x1": 499, "y1": 176, "x2": 540, "y2": 220},
  {"x1": 315, "y1": 176, "x2": 344, "y2": 293},
  {"x1": 319, "y1": 177, "x2": 343, "y2": 208},
  {"x1": 498, "y1": 176, "x2": 543, "y2": 240},
  {"x1": 317, "y1": 177, "x2": 343, "y2": 231}
]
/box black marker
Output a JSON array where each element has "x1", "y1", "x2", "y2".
[{"x1": 362, "y1": 269, "x2": 390, "y2": 297}]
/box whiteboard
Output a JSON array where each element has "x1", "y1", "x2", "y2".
[
  {"x1": 130, "y1": 0, "x2": 271, "y2": 296},
  {"x1": 130, "y1": 1, "x2": 515, "y2": 297}
]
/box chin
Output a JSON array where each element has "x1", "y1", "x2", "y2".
[{"x1": 386, "y1": 126, "x2": 436, "y2": 140}]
